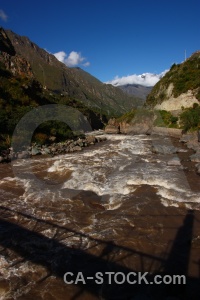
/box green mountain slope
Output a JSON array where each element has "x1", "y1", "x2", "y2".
[
  {"x1": 0, "y1": 29, "x2": 113, "y2": 150},
  {"x1": 0, "y1": 62, "x2": 109, "y2": 149},
  {"x1": 118, "y1": 84, "x2": 152, "y2": 101},
  {"x1": 3, "y1": 28, "x2": 141, "y2": 116},
  {"x1": 146, "y1": 51, "x2": 200, "y2": 108}
]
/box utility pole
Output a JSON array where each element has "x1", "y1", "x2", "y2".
[{"x1": 185, "y1": 50, "x2": 186, "y2": 62}]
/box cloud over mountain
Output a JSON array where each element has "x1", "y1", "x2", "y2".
[
  {"x1": 54, "y1": 50, "x2": 90, "y2": 67},
  {"x1": 106, "y1": 70, "x2": 168, "y2": 87}
]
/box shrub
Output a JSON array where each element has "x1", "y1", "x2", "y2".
[
  {"x1": 117, "y1": 109, "x2": 137, "y2": 123},
  {"x1": 180, "y1": 104, "x2": 200, "y2": 131},
  {"x1": 154, "y1": 110, "x2": 178, "y2": 128},
  {"x1": 33, "y1": 132, "x2": 48, "y2": 145}
]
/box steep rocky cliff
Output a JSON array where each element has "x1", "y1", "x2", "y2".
[{"x1": 0, "y1": 28, "x2": 33, "y2": 78}]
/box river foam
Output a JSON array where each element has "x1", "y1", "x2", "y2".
[{"x1": 1, "y1": 134, "x2": 200, "y2": 210}]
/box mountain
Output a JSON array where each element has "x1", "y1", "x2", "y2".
[
  {"x1": 0, "y1": 52, "x2": 109, "y2": 150},
  {"x1": 0, "y1": 28, "x2": 114, "y2": 150},
  {"x1": 117, "y1": 84, "x2": 152, "y2": 101},
  {"x1": 2, "y1": 28, "x2": 142, "y2": 117},
  {"x1": 146, "y1": 51, "x2": 200, "y2": 111},
  {"x1": 116, "y1": 52, "x2": 200, "y2": 133},
  {"x1": 106, "y1": 72, "x2": 166, "y2": 87},
  {"x1": 105, "y1": 72, "x2": 168, "y2": 102}
]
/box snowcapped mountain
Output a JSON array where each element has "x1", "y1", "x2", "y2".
[
  {"x1": 106, "y1": 71, "x2": 168, "y2": 87},
  {"x1": 105, "y1": 71, "x2": 169, "y2": 100}
]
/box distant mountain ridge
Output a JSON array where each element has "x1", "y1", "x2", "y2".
[
  {"x1": 106, "y1": 71, "x2": 168, "y2": 102},
  {"x1": 2, "y1": 28, "x2": 142, "y2": 117},
  {"x1": 117, "y1": 84, "x2": 152, "y2": 101}
]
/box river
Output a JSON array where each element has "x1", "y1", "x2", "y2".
[{"x1": 0, "y1": 134, "x2": 200, "y2": 299}]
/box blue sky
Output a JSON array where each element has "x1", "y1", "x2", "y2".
[{"x1": 0, "y1": 0, "x2": 200, "y2": 85}]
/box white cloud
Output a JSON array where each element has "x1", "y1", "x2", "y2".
[
  {"x1": 54, "y1": 51, "x2": 66, "y2": 62},
  {"x1": 66, "y1": 51, "x2": 84, "y2": 67},
  {"x1": 106, "y1": 70, "x2": 168, "y2": 87},
  {"x1": 0, "y1": 9, "x2": 8, "y2": 22},
  {"x1": 54, "y1": 50, "x2": 90, "y2": 67},
  {"x1": 82, "y1": 61, "x2": 90, "y2": 67}
]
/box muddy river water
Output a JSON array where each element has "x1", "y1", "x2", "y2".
[{"x1": 0, "y1": 134, "x2": 200, "y2": 299}]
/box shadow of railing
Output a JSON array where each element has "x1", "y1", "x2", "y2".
[{"x1": 0, "y1": 206, "x2": 199, "y2": 299}]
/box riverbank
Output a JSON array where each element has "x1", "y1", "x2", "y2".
[{"x1": 0, "y1": 133, "x2": 107, "y2": 163}]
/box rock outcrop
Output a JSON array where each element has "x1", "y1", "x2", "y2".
[
  {"x1": 119, "y1": 121, "x2": 151, "y2": 134},
  {"x1": 0, "y1": 27, "x2": 16, "y2": 56},
  {"x1": 0, "y1": 51, "x2": 34, "y2": 77},
  {"x1": 154, "y1": 89, "x2": 199, "y2": 111},
  {"x1": 146, "y1": 51, "x2": 200, "y2": 112},
  {"x1": 105, "y1": 111, "x2": 155, "y2": 135},
  {"x1": 104, "y1": 118, "x2": 120, "y2": 134},
  {"x1": 0, "y1": 28, "x2": 34, "y2": 78}
]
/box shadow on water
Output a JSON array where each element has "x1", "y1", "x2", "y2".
[
  {"x1": 0, "y1": 206, "x2": 200, "y2": 299},
  {"x1": 163, "y1": 210, "x2": 194, "y2": 296}
]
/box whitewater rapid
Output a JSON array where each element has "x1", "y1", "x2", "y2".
[{"x1": 1, "y1": 133, "x2": 199, "y2": 212}]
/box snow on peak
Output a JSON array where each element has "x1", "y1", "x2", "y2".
[{"x1": 106, "y1": 70, "x2": 168, "y2": 87}]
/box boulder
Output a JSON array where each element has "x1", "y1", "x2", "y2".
[
  {"x1": 105, "y1": 118, "x2": 120, "y2": 134},
  {"x1": 104, "y1": 125, "x2": 120, "y2": 134},
  {"x1": 180, "y1": 133, "x2": 195, "y2": 143},
  {"x1": 76, "y1": 139, "x2": 84, "y2": 147},
  {"x1": 152, "y1": 144, "x2": 178, "y2": 154},
  {"x1": 72, "y1": 146, "x2": 82, "y2": 151},
  {"x1": 8, "y1": 151, "x2": 17, "y2": 160},
  {"x1": 31, "y1": 147, "x2": 41, "y2": 156},
  {"x1": 118, "y1": 110, "x2": 156, "y2": 135},
  {"x1": 50, "y1": 147, "x2": 57, "y2": 153},
  {"x1": 41, "y1": 147, "x2": 51, "y2": 155},
  {"x1": 96, "y1": 136, "x2": 107, "y2": 143},
  {"x1": 176, "y1": 148, "x2": 188, "y2": 153},
  {"x1": 120, "y1": 122, "x2": 151, "y2": 134},
  {"x1": 108, "y1": 118, "x2": 119, "y2": 126},
  {"x1": 49, "y1": 136, "x2": 56, "y2": 142},
  {"x1": 17, "y1": 150, "x2": 29, "y2": 159},
  {"x1": 196, "y1": 163, "x2": 200, "y2": 175},
  {"x1": 190, "y1": 153, "x2": 200, "y2": 163},
  {"x1": 187, "y1": 143, "x2": 199, "y2": 152},
  {"x1": 180, "y1": 132, "x2": 200, "y2": 152},
  {"x1": 85, "y1": 135, "x2": 97, "y2": 144},
  {"x1": 64, "y1": 140, "x2": 72, "y2": 146},
  {"x1": 167, "y1": 157, "x2": 181, "y2": 166}
]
